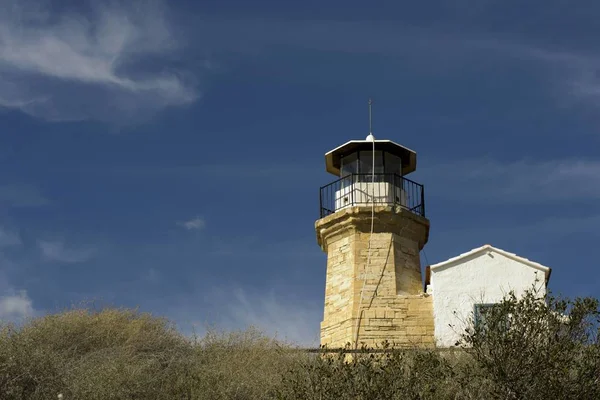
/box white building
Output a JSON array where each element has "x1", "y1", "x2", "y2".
[
  {"x1": 315, "y1": 129, "x2": 554, "y2": 349},
  {"x1": 425, "y1": 244, "x2": 552, "y2": 348}
]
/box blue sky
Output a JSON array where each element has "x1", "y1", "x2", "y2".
[{"x1": 1, "y1": 0, "x2": 600, "y2": 346}]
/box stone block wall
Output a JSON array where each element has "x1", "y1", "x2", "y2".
[
  {"x1": 316, "y1": 205, "x2": 434, "y2": 348},
  {"x1": 356, "y1": 295, "x2": 435, "y2": 348}
]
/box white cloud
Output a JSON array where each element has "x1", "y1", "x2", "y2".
[
  {"x1": 178, "y1": 216, "x2": 205, "y2": 231},
  {"x1": 0, "y1": 290, "x2": 33, "y2": 320},
  {"x1": 188, "y1": 16, "x2": 600, "y2": 114},
  {"x1": 188, "y1": 287, "x2": 321, "y2": 347},
  {"x1": 563, "y1": 62, "x2": 600, "y2": 109},
  {"x1": 38, "y1": 240, "x2": 95, "y2": 263},
  {"x1": 160, "y1": 285, "x2": 321, "y2": 347},
  {"x1": 420, "y1": 157, "x2": 600, "y2": 204},
  {"x1": 0, "y1": 257, "x2": 35, "y2": 321},
  {"x1": 223, "y1": 288, "x2": 320, "y2": 347},
  {"x1": 434, "y1": 214, "x2": 600, "y2": 254},
  {"x1": 0, "y1": 226, "x2": 36, "y2": 322},
  {"x1": 459, "y1": 40, "x2": 600, "y2": 112},
  {"x1": 0, "y1": 0, "x2": 198, "y2": 123}
]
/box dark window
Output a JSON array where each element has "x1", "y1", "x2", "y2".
[
  {"x1": 341, "y1": 153, "x2": 359, "y2": 176},
  {"x1": 474, "y1": 303, "x2": 496, "y2": 330},
  {"x1": 384, "y1": 152, "x2": 402, "y2": 175},
  {"x1": 474, "y1": 303, "x2": 510, "y2": 333},
  {"x1": 359, "y1": 151, "x2": 384, "y2": 175}
]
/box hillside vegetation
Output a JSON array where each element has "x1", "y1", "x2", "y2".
[{"x1": 0, "y1": 288, "x2": 598, "y2": 400}]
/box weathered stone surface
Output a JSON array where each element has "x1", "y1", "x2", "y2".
[{"x1": 316, "y1": 205, "x2": 434, "y2": 349}]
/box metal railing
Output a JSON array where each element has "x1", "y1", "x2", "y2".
[{"x1": 319, "y1": 173, "x2": 425, "y2": 218}]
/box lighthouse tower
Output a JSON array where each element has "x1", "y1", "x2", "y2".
[{"x1": 316, "y1": 122, "x2": 434, "y2": 348}]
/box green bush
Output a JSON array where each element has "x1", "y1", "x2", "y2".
[
  {"x1": 0, "y1": 308, "x2": 194, "y2": 399},
  {"x1": 190, "y1": 327, "x2": 305, "y2": 400},
  {"x1": 461, "y1": 288, "x2": 600, "y2": 400},
  {"x1": 0, "y1": 288, "x2": 598, "y2": 399},
  {"x1": 275, "y1": 344, "x2": 501, "y2": 400},
  {"x1": 0, "y1": 309, "x2": 305, "y2": 400}
]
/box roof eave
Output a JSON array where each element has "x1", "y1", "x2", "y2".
[
  {"x1": 324, "y1": 139, "x2": 417, "y2": 176},
  {"x1": 429, "y1": 244, "x2": 552, "y2": 284}
]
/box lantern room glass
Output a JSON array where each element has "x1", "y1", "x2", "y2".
[
  {"x1": 340, "y1": 151, "x2": 403, "y2": 177},
  {"x1": 340, "y1": 152, "x2": 358, "y2": 176},
  {"x1": 384, "y1": 153, "x2": 402, "y2": 176},
  {"x1": 359, "y1": 151, "x2": 384, "y2": 175}
]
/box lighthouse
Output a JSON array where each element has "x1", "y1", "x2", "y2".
[{"x1": 315, "y1": 112, "x2": 434, "y2": 349}]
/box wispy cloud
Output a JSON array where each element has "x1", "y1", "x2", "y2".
[
  {"x1": 434, "y1": 214, "x2": 600, "y2": 254},
  {"x1": 38, "y1": 240, "x2": 96, "y2": 263},
  {"x1": 225, "y1": 288, "x2": 320, "y2": 346},
  {"x1": 420, "y1": 157, "x2": 600, "y2": 204},
  {"x1": 0, "y1": 0, "x2": 198, "y2": 122},
  {"x1": 0, "y1": 290, "x2": 33, "y2": 320},
  {"x1": 0, "y1": 184, "x2": 48, "y2": 207},
  {"x1": 187, "y1": 16, "x2": 600, "y2": 113},
  {"x1": 177, "y1": 216, "x2": 205, "y2": 231},
  {"x1": 477, "y1": 41, "x2": 600, "y2": 111},
  {"x1": 188, "y1": 287, "x2": 321, "y2": 347},
  {"x1": 0, "y1": 251, "x2": 35, "y2": 321}
]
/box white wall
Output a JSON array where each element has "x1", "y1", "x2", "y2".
[
  {"x1": 428, "y1": 250, "x2": 546, "y2": 347},
  {"x1": 335, "y1": 182, "x2": 407, "y2": 211}
]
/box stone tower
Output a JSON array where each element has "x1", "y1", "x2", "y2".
[{"x1": 316, "y1": 134, "x2": 434, "y2": 349}]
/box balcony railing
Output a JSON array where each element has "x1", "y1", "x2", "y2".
[{"x1": 319, "y1": 173, "x2": 425, "y2": 218}]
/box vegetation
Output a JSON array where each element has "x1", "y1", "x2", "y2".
[{"x1": 0, "y1": 288, "x2": 598, "y2": 399}]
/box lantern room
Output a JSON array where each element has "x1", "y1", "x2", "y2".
[
  {"x1": 319, "y1": 135, "x2": 425, "y2": 218},
  {"x1": 324, "y1": 137, "x2": 417, "y2": 177}
]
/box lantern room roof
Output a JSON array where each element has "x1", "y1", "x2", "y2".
[{"x1": 324, "y1": 139, "x2": 417, "y2": 176}]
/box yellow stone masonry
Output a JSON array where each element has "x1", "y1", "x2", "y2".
[{"x1": 316, "y1": 205, "x2": 434, "y2": 349}]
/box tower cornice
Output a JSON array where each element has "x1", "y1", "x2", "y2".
[{"x1": 315, "y1": 205, "x2": 430, "y2": 252}]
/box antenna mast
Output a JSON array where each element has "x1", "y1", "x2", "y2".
[
  {"x1": 368, "y1": 98, "x2": 373, "y2": 134},
  {"x1": 366, "y1": 98, "x2": 375, "y2": 141}
]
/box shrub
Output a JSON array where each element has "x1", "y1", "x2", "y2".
[
  {"x1": 275, "y1": 345, "x2": 501, "y2": 400},
  {"x1": 0, "y1": 308, "x2": 194, "y2": 399},
  {"x1": 0, "y1": 288, "x2": 598, "y2": 399},
  {"x1": 460, "y1": 288, "x2": 600, "y2": 400},
  {"x1": 190, "y1": 327, "x2": 305, "y2": 400},
  {"x1": 0, "y1": 309, "x2": 305, "y2": 400}
]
